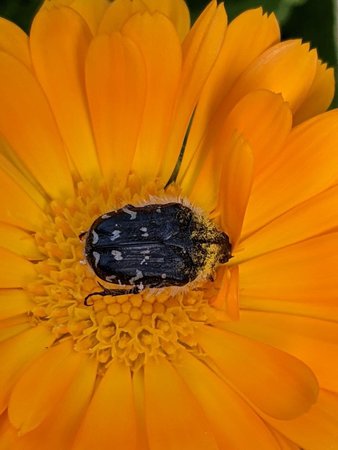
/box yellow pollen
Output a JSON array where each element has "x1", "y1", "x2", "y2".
[{"x1": 25, "y1": 178, "x2": 223, "y2": 372}]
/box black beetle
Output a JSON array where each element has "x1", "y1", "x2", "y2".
[{"x1": 82, "y1": 202, "x2": 231, "y2": 304}]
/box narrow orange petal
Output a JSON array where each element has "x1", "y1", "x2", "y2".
[
  {"x1": 144, "y1": 358, "x2": 218, "y2": 450},
  {"x1": 294, "y1": 60, "x2": 335, "y2": 124},
  {"x1": 30, "y1": 6, "x2": 101, "y2": 181},
  {"x1": 0, "y1": 414, "x2": 18, "y2": 450},
  {"x1": 241, "y1": 297, "x2": 338, "y2": 325},
  {"x1": 0, "y1": 224, "x2": 41, "y2": 260},
  {"x1": 211, "y1": 265, "x2": 239, "y2": 321},
  {"x1": 0, "y1": 326, "x2": 54, "y2": 414},
  {"x1": 86, "y1": 32, "x2": 146, "y2": 184},
  {"x1": 73, "y1": 361, "x2": 137, "y2": 450},
  {"x1": 239, "y1": 233, "x2": 338, "y2": 306},
  {"x1": 0, "y1": 18, "x2": 31, "y2": 67},
  {"x1": 0, "y1": 138, "x2": 47, "y2": 210},
  {"x1": 0, "y1": 290, "x2": 33, "y2": 321},
  {"x1": 8, "y1": 340, "x2": 88, "y2": 435},
  {"x1": 98, "y1": 0, "x2": 147, "y2": 34},
  {"x1": 242, "y1": 110, "x2": 338, "y2": 238},
  {"x1": 223, "y1": 311, "x2": 338, "y2": 394},
  {"x1": 0, "y1": 52, "x2": 73, "y2": 199},
  {"x1": 239, "y1": 186, "x2": 338, "y2": 263},
  {"x1": 98, "y1": 0, "x2": 190, "y2": 41},
  {"x1": 132, "y1": 368, "x2": 150, "y2": 450},
  {"x1": 220, "y1": 40, "x2": 317, "y2": 117},
  {"x1": 182, "y1": 8, "x2": 280, "y2": 170},
  {"x1": 180, "y1": 90, "x2": 290, "y2": 218},
  {"x1": 269, "y1": 429, "x2": 302, "y2": 450},
  {"x1": 198, "y1": 326, "x2": 319, "y2": 419},
  {"x1": 165, "y1": 1, "x2": 227, "y2": 184},
  {"x1": 141, "y1": 0, "x2": 190, "y2": 41},
  {"x1": 218, "y1": 134, "x2": 253, "y2": 245},
  {"x1": 267, "y1": 390, "x2": 338, "y2": 450},
  {"x1": 41, "y1": 0, "x2": 110, "y2": 34},
  {"x1": 182, "y1": 132, "x2": 253, "y2": 236},
  {"x1": 174, "y1": 351, "x2": 281, "y2": 450},
  {"x1": 12, "y1": 357, "x2": 98, "y2": 450},
  {"x1": 0, "y1": 248, "x2": 36, "y2": 288},
  {"x1": 217, "y1": 90, "x2": 292, "y2": 176},
  {"x1": 0, "y1": 322, "x2": 32, "y2": 344},
  {"x1": 122, "y1": 11, "x2": 181, "y2": 182}
]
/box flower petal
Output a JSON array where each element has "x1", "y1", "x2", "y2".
[
  {"x1": 0, "y1": 224, "x2": 42, "y2": 260},
  {"x1": 294, "y1": 60, "x2": 335, "y2": 124},
  {"x1": 0, "y1": 164, "x2": 45, "y2": 230},
  {"x1": 73, "y1": 361, "x2": 137, "y2": 450},
  {"x1": 0, "y1": 18, "x2": 31, "y2": 67},
  {"x1": 86, "y1": 32, "x2": 146, "y2": 184},
  {"x1": 238, "y1": 186, "x2": 338, "y2": 263},
  {"x1": 165, "y1": 1, "x2": 227, "y2": 184},
  {"x1": 8, "y1": 340, "x2": 88, "y2": 434},
  {"x1": 239, "y1": 233, "x2": 338, "y2": 309},
  {"x1": 0, "y1": 326, "x2": 54, "y2": 414},
  {"x1": 0, "y1": 248, "x2": 36, "y2": 288},
  {"x1": 10, "y1": 356, "x2": 98, "y2": 450},
  {"x1": 144, "y1": 358, "x2": 219, "y2": 450},
  {"x1": 0, "y1": 52, "x2": 73, "y2": 199},
  {"x1": 197, "y1": 326, "x2": 319, "y2": 419},
  {"x1": 267, "y1": 390, "x2": 338, "y2": 450},
  {"x1": 182, "y1": 8, "x2": 280, "y2": 170},
  {"x1": 180, "y1": 90, "x2": 291, "y2": 216},
  {"x1": 174, "y1": 351, "x2": 281, "y2": 450},
  {"x1": 31, "y1": 6, "x2": 101, "y2": 181},
  {"x1": 220, "y1": 40, "x2": 317, "y2": 117},
  {"x1": 0, "y1": 414, "x2": 17, "y2": 450},
  {"x1": 122, "y1": 11, "x2": 181, "y2": 183},
  {"x1": 268, "y1": 429, "x2": 301, "y2": 450},
  {"x1": 98, "y1": 0, "x2": 147, "y2": 34},
  {"x1": 0, "y1": 290, "x2": 33, "y2": 321},
  {"x1": 183, "y1": 132, "x2": 253, "y2": 240},
  {"x1": 98, "y1": 0, "x2": 190, "y2": 41},
  {"x1": 0, "y1": 322, "x2": 32, "y2": 344},
  {"x1": 42, "y1": 0, "x2": 110, "y2": 34},
  {"x1": 211, "y1": 266, "x2": 239, "y2": 320},
  {"x1": 141, "y1": 0, "x2": 190, "y2": 41},
  {"x1": 222, "y1": 311, "x2": 338, "y2": 393},
  {"x1": 218, "y1": 134, "x2": 253, "y2": 245},
  {"x1": 242, "y1": 110, "x2": 338, "y2": 239}
]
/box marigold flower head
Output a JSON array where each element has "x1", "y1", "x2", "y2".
[{"x1": 0, "y1": 0, "x2": 337, "y2": 449}]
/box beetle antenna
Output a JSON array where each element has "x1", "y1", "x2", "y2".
[{"x1": 84, "y1": 283, "x2": 140, "y2": 306}]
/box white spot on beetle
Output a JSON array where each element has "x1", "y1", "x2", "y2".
[
  {"x1": 92, "y1": 230, "x2": 99, "y2": 244},
  {"x1": 161, "y1": 273, "x2": 167, "y2": 279},
  {"x1": 105, "y1": 275, "x2": 116, "y2": 282},
  {"x1": 93, "y1": 251, "x2": 100, "y2": 267},
  {"x1": 140, "y1": 255, "x2": 150, "y2": 265},
  {"x1": 122, "y1": 207, "x2": 137, "y2": 220},
  {"x1": 156, "y1": 207, "x2": 161, "y2": 213},
  {"x1": 101, "y1": 214, "x2": 111, "y2": 219},
  {"x1": 137, "y1": 282, "x2": 144, "y2": 291},
  {"x1": 110, "y1": 230, "x2": 121, "y2": 241},
  {"x1": 111, "y1": 250, "x2": 123, "y2": 261},
  {"x1": 141, "y1": 249, "x2": 150, "y2": 255},
  {"x1": 129, "y1": 269, "x2": 143, "y2": 284},
  {"x1": 140, "y1": 227, "x2": 147, "y2": 232}
]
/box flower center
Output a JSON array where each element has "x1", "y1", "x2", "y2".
[{"x1": 26, "y1": 177, "x2": 223, "y2": 372}]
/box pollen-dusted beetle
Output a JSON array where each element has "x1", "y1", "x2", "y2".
[{"x1": 82, "y1": 202, "x2": 231, "y2": 305}]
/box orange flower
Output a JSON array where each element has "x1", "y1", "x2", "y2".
[{"x1": 0, "y1": 1, "x2": 337, "y2": 449}]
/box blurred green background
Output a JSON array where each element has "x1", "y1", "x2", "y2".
[{"x1": 0, "y1": 0, "x2": 337, "y2": 105}]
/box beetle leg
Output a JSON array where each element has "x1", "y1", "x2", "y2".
[{"x1": 84, "y1": 282, "x2": 140, "y2": 306}]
